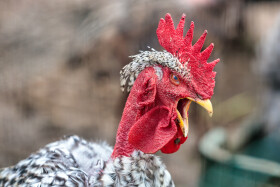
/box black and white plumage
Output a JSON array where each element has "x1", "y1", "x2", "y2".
[
  {"x1": 0, "y1": 135, "x2": 174, "y2": 187},
  {"x1": 120, "y1": 47, "x2": 190, "y2": 92}
]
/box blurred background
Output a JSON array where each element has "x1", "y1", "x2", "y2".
[{"x1": 0, "y1": 0, "x2": 280, "y2": 186}]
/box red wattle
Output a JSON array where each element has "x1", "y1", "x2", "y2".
[
  {"x1": 128, "y1": 106, "x2": 177, "y2": 153},
  {"x1": 160, "y1": 125, "x2": 188, "y2": 154}
]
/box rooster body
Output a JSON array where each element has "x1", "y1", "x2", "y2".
[
  {"x1": 0, "y1": 13, "x2": 219, "y2": 186},
  {"x1": 0, "y1": 135, "x2": 173, "y2": 186}
]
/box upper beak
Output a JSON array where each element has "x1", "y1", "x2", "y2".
[
  {"x1": 188, "y1": 98, "x2": 213, "y2": 117},
  {"x1": 176, "y1": 98, "x2": 213, "y2": 138}
]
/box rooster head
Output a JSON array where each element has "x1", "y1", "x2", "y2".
[{"x1": 112, "y1": 13, "x2": 219, "y2": 158}]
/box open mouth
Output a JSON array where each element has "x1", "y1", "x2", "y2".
[
  {"x1": 176, "y1": 97, "x2": 213, "y2": 137},
  {"x1": 176, "y1": 99, "x2": 192, "y2": 137}
]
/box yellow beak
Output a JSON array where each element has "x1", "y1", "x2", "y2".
[
  {"x1": 176, "y1": 98, "x2": 213, "y2": 137},
  {"x1": 189, "y1": 98, "x2": 213, "y2": 117}
]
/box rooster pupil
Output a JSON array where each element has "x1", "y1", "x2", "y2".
[
  {"x1": 174, "y1": 138, "x2": 180, "y2": 144},
  {"x1": 170, "y1": 74, "x2": 180, "y2": 85}
]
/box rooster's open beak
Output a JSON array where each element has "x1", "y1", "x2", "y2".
[{"x1": 176, "y1": 98, "x2": 213, "y2": 137}]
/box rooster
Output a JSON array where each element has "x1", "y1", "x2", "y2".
[{"x1": 0, "y1": 13, "x2": 219, "y2": 186}]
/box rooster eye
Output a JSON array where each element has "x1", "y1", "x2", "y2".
[{"x1": 170, "y1": 74, "x2": 180, "y2": 85}]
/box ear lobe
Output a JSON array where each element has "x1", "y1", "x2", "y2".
[
  {"x1": 128, "y1": 106, "x2": 177, "y2": 153},
  {"x1": 136, "y1": 70, "x2": 158, "y2": 107}
]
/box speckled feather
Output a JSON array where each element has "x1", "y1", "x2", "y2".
[
  {"x1": 120, "y1": 48, "x2": 190, "y2": 92},
  {"x1": 0, "y1": 135, "x2": 174, "y2": 187}
]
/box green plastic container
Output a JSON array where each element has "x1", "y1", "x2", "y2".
[{"x1": 199, "y1": 125, "x2": 280, "y2": 187}]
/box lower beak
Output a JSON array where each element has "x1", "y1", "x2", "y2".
[{"x1": 176, "y1": 98, "x2": 213, "y2": 137}]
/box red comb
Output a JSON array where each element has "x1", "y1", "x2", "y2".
[{"x1": 156, "y1": 13, "x2": 219, "y2": 99}]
